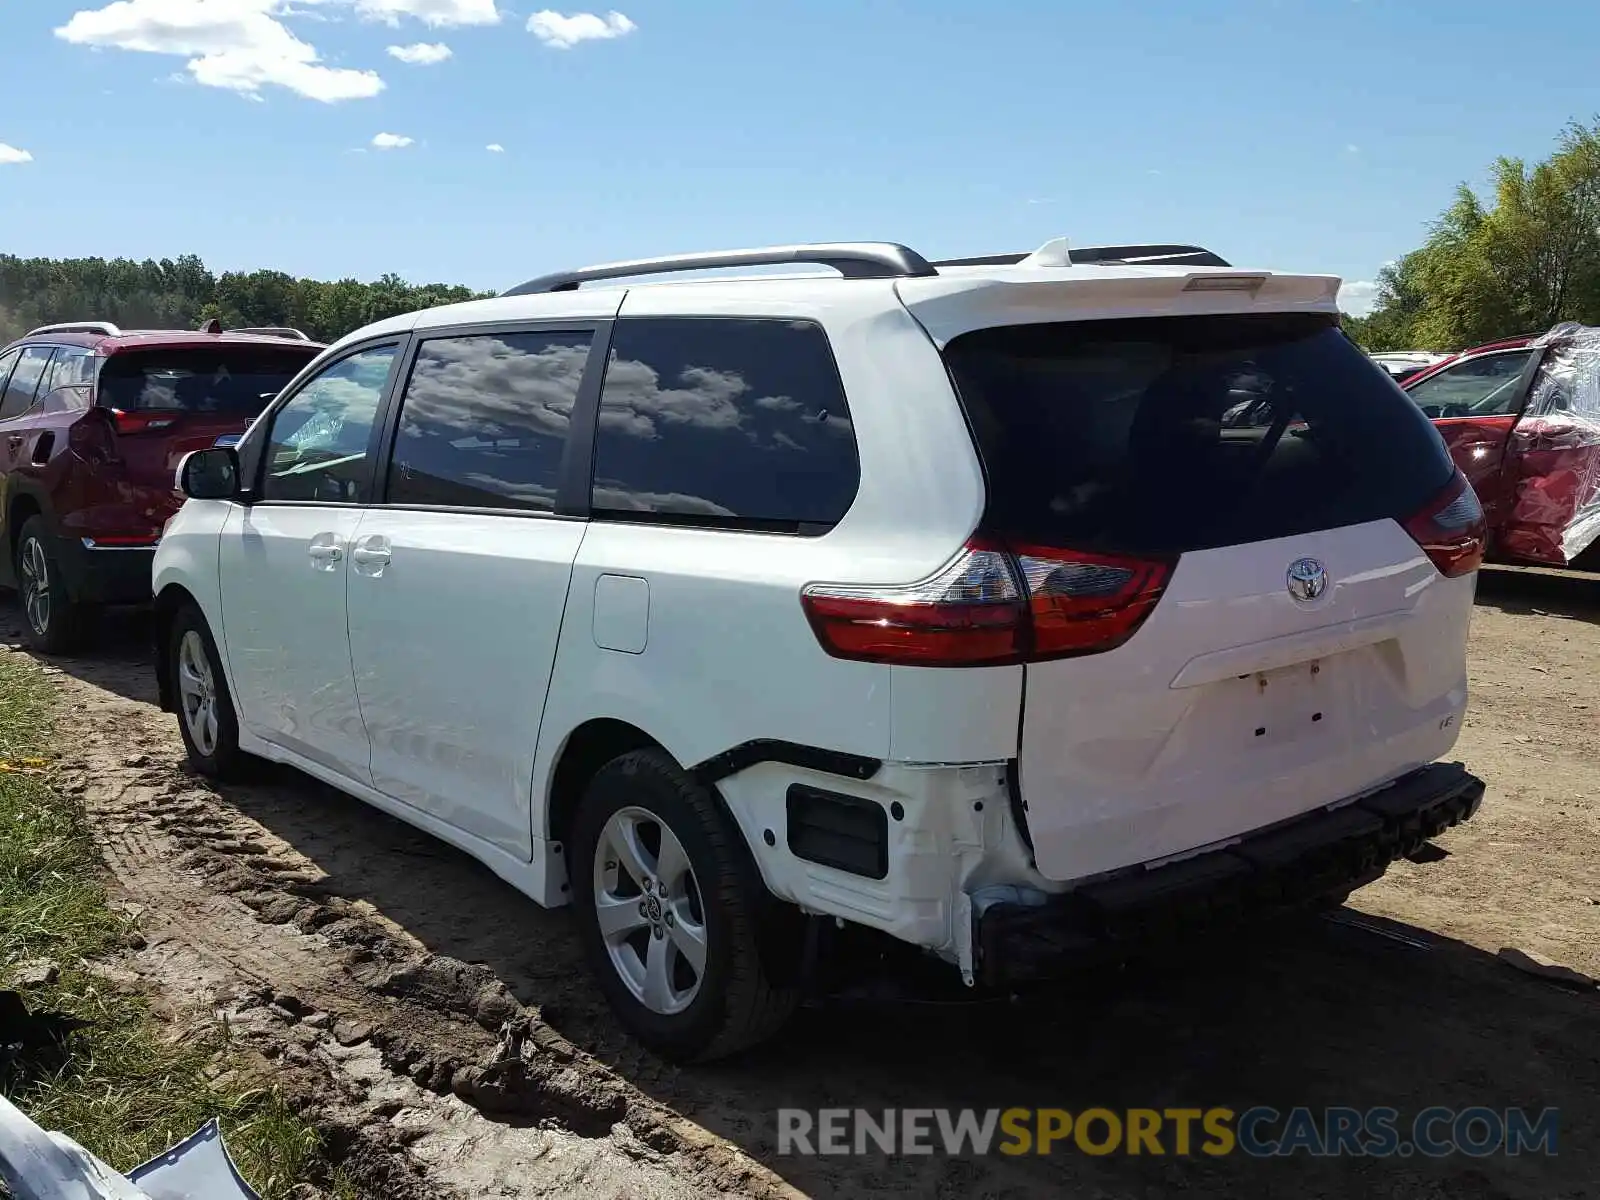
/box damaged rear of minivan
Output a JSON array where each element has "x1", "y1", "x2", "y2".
[{"x1": 880, "y1": 274, "x2": 1488, "y2": 982}]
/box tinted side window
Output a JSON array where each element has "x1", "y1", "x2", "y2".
[
  {"x1": 388, "y1": 330, "x2": 592, "y2": 512},
  {"x1": 261, "y1": 345, "x2": 397, "y2": 503},
  {"x1": 0, "y1": 347, "x2": 55, "y2": 420},
  {"x1": 591, "y1": 318, "x2": 859, "y2": 531}
]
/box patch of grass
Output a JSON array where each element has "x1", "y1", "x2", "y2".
[{"x1": 0, "y1": 653, "x2": 327, "y2": 1198}]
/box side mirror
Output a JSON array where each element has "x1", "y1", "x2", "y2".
[{"x1": 177, "y1": 447, "x2": 242, "y2": 500}]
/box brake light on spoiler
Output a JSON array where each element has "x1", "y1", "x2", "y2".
[{"x1": 801, "y1": 540, "x2": 1172, "y2": 667}]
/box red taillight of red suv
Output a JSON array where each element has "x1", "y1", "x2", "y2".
[
  {"x1": 1403, "y1": 470, "x2": 1486, "y2": 578},
  {"x1": 800, "y1": 540, "x2": 1172, "y2": 667},
  {"x1": 109, "y1": 408, "x2": 178, "y2": 435}
]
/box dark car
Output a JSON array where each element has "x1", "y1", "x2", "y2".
[
  {"x1": 0, "y1": 320, "x2": 324, "y2": 651},
  {"x1": 1402, "y1": 326, "x2": 1600, "y2": 569}
]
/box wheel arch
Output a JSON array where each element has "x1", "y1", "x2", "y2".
[
  {"x1": 3, "y1": 484, "x2": 53, "y2": 584},
  {"x1": 544, "y1": 717, "x2": 665, "y2": 853}
]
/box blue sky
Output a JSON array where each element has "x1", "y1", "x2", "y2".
[{"x1": 1, "y1": 1, "x2": 1596, "y2": 313}]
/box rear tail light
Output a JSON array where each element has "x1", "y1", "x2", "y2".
[
  {"x1": 1404, "y1": 470, "x2": 1485, "y2": 578},
  {"x1": 1010, "y1": 545, "x2": 1172, "y2": 658},
  {"x1": 801, "y1": 540, "x2": 1171, "y2": 667},
  {"x1": 110, "y1": 408, "x2": 177, "y2": 435},
  {"x1": 799, "y1": 542, "x2": 1025, "y2": 667}
]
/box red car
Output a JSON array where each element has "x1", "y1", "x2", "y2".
[
  {"x1": 1402, "y1": 324, "x2": 1600, "y2": 569},
  {"x1": 0, "y1": 320, "x2": 324, "y2": 651}
]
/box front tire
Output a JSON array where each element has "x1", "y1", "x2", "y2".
[
  {"x1": 15, "y1": 517, "x2": 97, "y2": 655},
  {"x1": 168, "y1": 603, "x2": 245, "y2": 778},
  {"x1": 569, "y1": 749, "x2": 800, "y2": 1061}
]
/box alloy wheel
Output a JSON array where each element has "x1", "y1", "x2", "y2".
[
  {"x1": 18, "y1": 537, "x2": 50, "y2": 638},
  {"x1": 592, "y1": 805, "x2": 709, "y2": 1015},
  {"x1": 176, "y1": 629, "x2": 220, "y2": 757}
]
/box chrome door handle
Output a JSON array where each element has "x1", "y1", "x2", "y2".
[
  {"x1": 351, "y1": 546, "x2": 390, "y2": 565},
  {"x1": 308, "y1": 544, "x2": 343, "y2": 563}
]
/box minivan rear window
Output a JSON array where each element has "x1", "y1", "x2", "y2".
[
  {"x1": 943, "y1": 313, "x2": 1456, "y2": 556},
  {"x1": 99, "y1": 347, "x2": 317, "y2": 416}
]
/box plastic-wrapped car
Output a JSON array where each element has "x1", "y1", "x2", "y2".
[{"x1": 1403, "y1": 323, "x2": 1600, "y2": 568}]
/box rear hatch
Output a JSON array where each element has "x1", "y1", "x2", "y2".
[
  {"x1": 95, "y1": 343, "x2": 319, "y2": 535},
  {"x1": 936, "y1": 308, "x2": 1481, "y2": 883}
]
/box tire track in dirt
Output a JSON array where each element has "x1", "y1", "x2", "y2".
[{"x1": 10, "y1": 633, "x2": 798, "y2": 1200}]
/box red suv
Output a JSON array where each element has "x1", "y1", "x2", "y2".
[{"x1": 0, "y1": 320, "x2": 323, "y2": 651}]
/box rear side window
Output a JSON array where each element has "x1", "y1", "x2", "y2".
[
  {"x1": 41, "y1": 347, "x2": 96, "y2": 392},
  {"x1": 944, "y1": 313, "x2": 1455, "y2": 556},
  {"x1": 388, "y1": 330, "x2": 592, "y2": 513},
  {"x1": 99, "y1": 346, "x2": 317, "y2": 418},
  {"x1": 591, "y1": 318, "x2": 859, "y2": 532},
  {"x1": 0, "y1": 347, "x2": 55, "y2": 420}
]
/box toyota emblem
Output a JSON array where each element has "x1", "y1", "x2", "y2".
[{"x1": 1286, "y1": 557, "x2": 1328, "y2": 603}]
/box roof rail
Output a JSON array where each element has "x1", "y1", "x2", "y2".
[
  {"x1": 24, "y1": 321, "x2": 122, "y2": 338},
  {"x1": 502, "y1": 241, "x2": 938, "y2": 296},
  {"x1": 932, "y1": 243, "x2": 1232, "y2": 269},
  {"x1": 228, "y1": 326, "x2": 312, "y2": 340}
]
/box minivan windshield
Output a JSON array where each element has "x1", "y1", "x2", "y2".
[
  {"x1": 98, "y1": 346, "x2": 317, "y2": 416},
  {"x1": 944, "y1": 312, "x2": 1455, "y2": 556}
]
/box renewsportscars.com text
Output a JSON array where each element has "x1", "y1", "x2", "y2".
[{"x1": 777, "y1": 1106, "x2": 1559, "y2": 1158}]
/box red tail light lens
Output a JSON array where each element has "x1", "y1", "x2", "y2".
[
  {"x1": 801, "y1": 540, "x2": 1171, "y2": 667},
  {"x1": 1010, "y1": 545, "x2": 1172, "y2": 658},
  {"x1": 801, "y1": 542, "x2": 1026, "y2": 667},
  {"x1": 1403, "y1": 470, "x2": 1485, "y2": 578},
  {"x1": 110, "y1": 408, "x2": 178, "y2": 435}
]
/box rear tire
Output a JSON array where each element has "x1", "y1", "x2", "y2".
[
  {"x1": 167, "y1": 603, "x2": 245, "y2": 778},
  {"x1": 569, "y1": 748, "x2": 800, "y2": 1061},
  {"x1": 15, "y1": 517, "x2": 97, "y2": 655}
]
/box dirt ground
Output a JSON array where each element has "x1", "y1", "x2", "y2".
[{"x1": 4, "y1": 565, "x2": 1597, "y2": 1199}]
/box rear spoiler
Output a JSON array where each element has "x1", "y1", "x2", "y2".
[{"x1": 896, "y1": 270, "x2": 1342, "y2": 347}]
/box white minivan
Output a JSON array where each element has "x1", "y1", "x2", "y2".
[{"x1": 153, "y1": 239, "x2": 1486, "y2": 1060}]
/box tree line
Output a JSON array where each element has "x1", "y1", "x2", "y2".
[
  {"x1": 1343, "y1": 117, "x2": 1600, "y2": 352},
  {"x1": 10, "y1": 118, "x2": 1599, "y2": 357},
  {"x1": 0, "y1": 254, "x2": 490, "y2": 345}
]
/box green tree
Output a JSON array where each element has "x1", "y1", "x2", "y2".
[
  {"x1": 1361, "y1": 117, "x2": 1600, "y2": 350},
  {"x1": 0, "y1": 254, "x2": 493, "y2": 344}
]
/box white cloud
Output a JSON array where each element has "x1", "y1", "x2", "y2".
[
  {"x1": 1346, "y1": 143, "x2": 1360, "y2": 154},
  {"x1": 386, "y1": 40, "x2": 451, "y2": 63},
  {"x1": 1339, "y1": 280, "x2": 1379, "y2": 316},
  {"x1": 356, "y1": 0, "x2": 499, "y2": 26},
  {"x1": 55, "y1": 0, "x2": 384, "y2": 103},
  {"x1": 0, "y1": 144, "x2": 33, "y2": 165},
  {"x1": 371, "y1": 131, "x2": 414, "y2": 148},
  {"x1": 485, "y1": 142, "x2": 504, "y2": 152},
  {"x1": 527, "y1": 9, "x2": 636, "y2": 48}
]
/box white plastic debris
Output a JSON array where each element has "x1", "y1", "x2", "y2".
[{"x1": 0, "y1": 1096, "x2": 260, "y2": 1200}]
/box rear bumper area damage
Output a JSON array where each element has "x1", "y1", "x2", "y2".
[{"x1": 976, "y1": 762, "x2": 1484, "y2": 987}]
